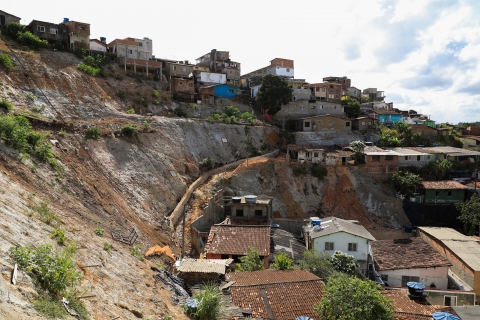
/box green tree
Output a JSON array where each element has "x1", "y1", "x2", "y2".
[
  {"x1": 409, "y1": 109, "x2": 418, "y2": 115},
  {"x1": 361, "y1": 95, "x2": 371, "y2": 103},
  {"x1": 341, "y1": 96, "x2": 360, "y2": 118},
  {"x1": 349, "y1": 140, "x2": 365, "y2": 163},
  {"x1": 457, "y1": 194, "x2": 480, "y2": 235},
  {"x1": 271, "y1": 252, "x2": 293, "y2": 270},
  {"x1": 193, "y1": 283, "x2": 223, "y2": 320},
  {"x1": 255, "y1": 74, "x2": 293, "y2": 116},
  {"x1": 237, "y1": 246, "x2": 264, "y2": 271},
  {"x1": 298, "y1": 249, "x2": 338, "y2": 281},
  {"x1": 391, "y1": 171, "x2": 422, "y2": 195},
  {"x1": 330, "y1": 251, "x2": 364, "y2": 278},
  {"x1": 314, "y1": 274, "x2": 395, "y2": 320},
  {"x1": 421, "y1": 159, "x2": 452, "y2": 180}
]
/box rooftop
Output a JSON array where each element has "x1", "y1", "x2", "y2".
[
  {"x1": 326, "y1": 150, "x2": 354, "y2": 157},
  {"x1": 107, "y1": 38, "x2": 138, "y2": 47},
  {"x1": 421, "y1": 181, "x2": 468, "y2": 190},
  {"x1": 227, "y1": 269, "x2": 323, "y2": 320},
  {"x1": 389, "y1": 147, "x2": 431, "y2": 156},
  {"x1": 423, "y1": 146, "x2": 480, "y2": 156},
  {"x1": 271, "y1": 228, "x2": 306, "y2": 261},
  {"x1": 175, "y1": 258, "x2": 233, "y2": 274},
  {"x1": 286, "y1": 144, "x2": 325, "y2": 152},
  {"x1": 304, "y1": 217, "x2": 375, "y2": 241},
  {"x1": 295, "y1": 114, "x2": 349, "y2": 122},
  {"x1": 205, "y1": 225, "x2": 270, "y2": 256},
  {"x1": 419, "y1": 227, "x2": 480, "y2": 271},
  {"x1": 0, "y1": 10, "x2": 21, "y2": 19},
  {"x1": 372, "y1": 238, "x2": 451, "y2": 271},
  {"x1": 383, "y1": 288, "x2": 455, "y2": 319},
  {"x1": 451, "y1": 305, "x2": 480, "y2": 320}
]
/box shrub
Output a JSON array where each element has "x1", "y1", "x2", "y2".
[
  {"x1": 27, "y1": 93, "x2": 37, "y2": 101},
  {"x1": 293, "y1": 165, "x2": 309, "y2": 176},
  {"x1": 116, "y1": 74, "x2": 123, "y2": 81},
  {"x1": 225, "y1": 106, "x2": 241, "y2": 117},
  {"x1": 116, "y1": 90, "x2": 127, "y2": 101},
  {"x1": 17, "y1": 31, "x2": 50, "y2": 48},
  {"x1": 200, "y1": 157, "x2": 214, "y2": 170},
  {"x1": 153, "y1": 100, "x2": 160, "y2": 105},
  {"x1": 152, "y1": 90, "x2": 159, "y2": 98},
  {"x1": 191, "y1": 283, "x2": 223, "y2": 320},
  {"x1": 0, "y1": 53, "x2": 14, "y2": 70},
  {"x1": 271, "y1": 252, "x2": 293, "y2": 270},
  {"x1": 103, "y1": 242, "x2": 112, "y2": 253},
  {"x1": 32, "y1": 106, "x2": 40, "y2": 113},
  {"x1": 143, "y1": 120, "x2": 151, "y2": 132},
  {"x1": 94, "y1": 228, "x2": 105, "y2": 236},
  {"x1": 85, "y1": 126, "x2": 101, "y2": 140},
  {"x1": 311, "y1": 164, "x2": 328, "y2": 180},
  {"x1": 240, "y1": 112, "x2": 253, "y2": 121},
  {"x1": 31, "y1": 201, "x2": 58, "y2": 225},
  {"x1": 0, "y1": 98, "x2": 13, "y2": 112},
  {"x1": 122, "y1": 124, "x2": 138, "y2": 138},
  {"x1": 7, "y1": 22, "x2": 26, "y2": 39},
  {"x1": 131, "y1": 244, "x2": 144, "y2": 261},
  {"x1": 10, "y1": 243, "x2": 82, "y2": 293},
  {"x1": 174, "y1": 107, "x2": 187, "y2": 118},
  {"x1": 247, "y1": 141, "x2": 260, "y2": 157},
  {"x1": 140, "y1": 97, "x2": 148, "y2": 107},
  {"x1": 207, "y1": 116, "x2": 214, "y2": 123},
  {"x1": 58, "y1": 128, "x2": 66, "y2": 137},
  {"x1": 77, "y1": 63, "x2": 99, "y2": 76},
  {"x1": 74, "y1": 48, "x2": 86, "y2": 59},
  {"x1": 127, "y1": 108, "x2": 135, "y2": 114},
  {"x1": 50, "y1": 226, "x2": 66, "y2": 245},
  {"x1": 63, "y1": 294, "x2": 90, "y2": 320}
]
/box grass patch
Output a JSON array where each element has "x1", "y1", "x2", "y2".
[
  {"x1": 94, "y1": 228, "x2": 104, "y2": 236},
  {"x1": 31, "y1": 201, "x2": 58, "y2": 225},
  {"x1": 103, "y1": 242, "x2": 112, "y2": 253},
  {"x1": 122, "y1": 124, "x2": 138, "y2": 138},
  {"x1": 50, "y1": 226, "x2": 66, "y2": 245},
  {"x1": 174, "y1": 107, "x2": 187, "y2": 118},
  {"x1": 77, "y1": 63, "x2": 99, "y2": 76},
  {"x1": 310, "y1": 164, "x2": 328, "y2": 180},
  {"x1": 0, "y1": 98, "x2": 13, "y2": 112},
  {"x1": 127, "y1": 108, "x2": 135, "y2": 114},
  {"x1": 293, "y1": 165, "x2": 309, "y2": 176},
  {"x1": 34, "y1": 294, "x2": 68, "y2": 319},
  {"x1": 130, "y1": 244, "x2": 144, "y2": 261}
]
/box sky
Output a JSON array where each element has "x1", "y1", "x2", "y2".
[{"x1": 3, "y1": 0, "x2": 480, "y2": 124}]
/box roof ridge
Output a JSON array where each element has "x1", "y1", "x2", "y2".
[{"x1": 231, "y1": 278, "x2": 323, "y2": 287}]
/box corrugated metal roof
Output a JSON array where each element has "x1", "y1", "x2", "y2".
[
  {"x1": 424, "y1": 147, "x2": 480, "y2": 156},
  {"x1": 419, "y1": 227, "x2": 480, "y2": 271},
  {"x1": 305, "y1": 217, "x2": 376, "y2": 241},
  {"x1": 176, "y1": 258, "x2": 233, "y2": 274},
  {"x1": 389, "y1": 148, "x2": 431, "y2": 156}
]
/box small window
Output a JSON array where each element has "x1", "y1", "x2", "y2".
[
  {"x1": 304, "y1": 122, "x2": 310, "y2": 128},
  {"x1": 236, "y1": 209, "x2": 244, "y2": 217},
  {"x1": 417, "y1": 156, "x2": 421, "y2": 161},
  {"x1": 329, "y1": 85, "x2": 333, "y2": 89},
  {"x1": 385, "y1": 155, "x2": 394, "y2": 161},
  {"x1": 325, "y1": 242, "x2": 334, "y2": 251},
  {"x1": 381, "y1": 274, "x2": 388, "y2": 281},
  {"x1": 221, "y1": 254, "x2": 229, "y2": 259},
  {"x1": 444, "y1": 296, "x2": 457, "y2": 306},
  {"x1": 286, "y1": 68, "x2": 290, "y2": 72},
  {"x1": 314, "y1": 152, "x2": 319, "y2": 157},
  {"x1": 348, "y1": 243, "x2": 357, "y2": 251},
  {"x1": 372, "y1": 155, "x2": 380, "y2": 162},
  {"x1": 254, "y1": 210, "x2": 262, "y2": 216},
  {"x1": 426, "y1": 155, "x2": 430, "y2": 160},
  {"x1": 129, "y1": 49, "x2": 133, "y2": 54},
  {"x1": 346, "y1": 122, "x2": 350, "y2": 127},
  {"x1": 315, "y1": 87, "x2": 320, "y2": 92},
  {"x1": 333, "y1": 105, "x2": 336, "y2": 109},
  {"x1": 405, "y1": 156, "x2": 409, "y2": 160},
  {"x1": 436, "y1": 191, "x2": 440, "y2": 196},
  {"x1": 183, "y1": 67, "x2": 186, "y2": 72},
  {"x1": 228, "y1": 89, "x2": 234, "y2": 94},
  {"x1": 361, "y1": 121, "x2": 365, "y2": 125},
  {"x1": 138, "y1": 42, "x2": 143, "y2": 47},
  {"x1": 401, "y1": 276, "x2": 419, "y2": 287},
  {"x1": 172, "y1": 65, "x2": 176, "y2": 71},
  {"x1": 50, "y1": 28, "x2": 58, "y2": 34},
  {"x1": 306, "y1": 152, "x2": 310, "y2": 157},
  {"x1": 448, "y1": 191, "x2": 452, "y2": 197},
  {"x1": 37, "y1": 25, "x2": 45, "y2": 32}
]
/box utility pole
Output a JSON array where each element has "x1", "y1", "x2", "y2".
[{"x1": 181, "y1": 209, "x2": 186, "y2": 259}]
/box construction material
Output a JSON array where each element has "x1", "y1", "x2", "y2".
[
  {"x1": 145, "y1": 245, "x2": 176, "y2": 262},
  {"x1": 111, "y1": 228, "x2": 138, "y2": 245},
  {"x1": 11, "y1": 263, "x2": 17, "y2": 285}
]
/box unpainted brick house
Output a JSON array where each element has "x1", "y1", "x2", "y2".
[{"x1": 0, "y1": 10, "x2": 20, "y2": 28}]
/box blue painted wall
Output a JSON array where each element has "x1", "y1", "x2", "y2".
[
  {"x1": 214, "y1": 84, "x2": 236, "y2": 98},
  {"x1": 378, "y1": 114, "x2": 403, "y2": 124}
]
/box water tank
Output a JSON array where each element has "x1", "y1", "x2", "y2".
[
  {"x1": 232, "y1": 197, "x2": 241, "y2": 203},
  {"x1": 407, "y1": 282, "x2": 425, "y2": 297},
  {"x1": 310, "y1": 217, "x2": 321, "y2": 226},
  {"x1": 143, "y1": 37, "x2": 149, "y2": 40},
  {"x1": 244, "y1": 195, "x2": 257, "y2": 204},
  {"x1": 100, "y1": 37, "x2": 106, "y2": 43},
  {"x1": 64, "y1": 18, "x2": 69, "y2": 22},
  {"x1": 432, "y1": 312, "x2": 461, "y2": 320},
  {"x1": 211, "y1": 49, "x2": 217, "y2": 52}
]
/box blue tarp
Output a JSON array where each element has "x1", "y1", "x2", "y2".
[
  {"x1": 407, "y1": 282, "x2": 425, "y2": 289},
  {"x1": 432, "y1": 312, "x2": 461, "y2": 320}
]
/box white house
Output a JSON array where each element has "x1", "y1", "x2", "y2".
[
  {"x1": 372, "y1": 238, "x2": 451, "y2": 289},
  {"x1": 107, "y1": 37, "x2": 153, "y2": 61},
  {"x1": 89, "y1": 39, "x2": 107, "y2": 52},
  {"x1": 303, "y1": 217, "x2": 375, "y2": 273},
  {"x1": 198, "y1": 72, "x2": 226, "y2": 85}
]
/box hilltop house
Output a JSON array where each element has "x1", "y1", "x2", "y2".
[
  {"x1": 286, "y1": 145, "x2": 325, "y2": 164},
  {"x1": 226, "y1": 269, "x2": 324, "y2": 320},
  {"x1": 362, "y1": 146, "x2": 400, "y2": 176},
  {"x1": 195, "y1": 50, "x2": 240, "y2": 87},
  {"x1": 371, "y1": 110, "x2": 403, "y2": 127},
  {"x1": 228, "y1": 195, "x2": 273, "y2": 225},
  {"x1": 0, "y1": 10, "x2": 20, "y2": 28},
  {"x1": 27, "y1": 20, "x2": 68, "y2": 48},
  {"x1": 198, "y1": 84, "x2": 236, "y2": 104},
  {"x1": 108, "y1": 37, "x2": 160, "y2": 77},
  {"x1": 389, "y1": 147, "x2": 433, "y2": 168},
  {"x1": 63, "y1": 19, "x2": 90, "y2": 50},
  {"x1": 351, "y1": 116, "x2": 375, "y2": 132},
  {"x1": 310, "y1": 82, "x2": 344, "y2": 102},
  {"x1": 292, "y1": 114, "x2": 351, "y2": 132},
  {"x1": 204, "y1": 224, "x2": 271, "y2": 268},
  {"x1": 363, "y1": 88, "x2": 385, "y2": 102},
  {"x1": 89, "y1": 38, "x2": 107, "y2": 52},
  {"x1": 303, "y1": 217, "x2": 375, "y2": 273},
  {"x1": 421, "y1": 181, "x2": 467, "y2": 203},
  {"x1": 372, "y1": 238, "x2": 451, "y2": 289}
]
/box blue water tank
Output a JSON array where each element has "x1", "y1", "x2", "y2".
[
  {"x1": 64, "y1": 18, "x2": 69, "y2": 22},
  {"x1": 100, "y1": 37, "x2": 106, "y2": 43},
  {"x1": 407, "y1": 282, "x2": 425, "y2": 297},
  {"x1": 310, "y1": 218, "x2": 321, "y2": 226},
  {"x1": 432, "y1": 312, "x2": 461, "y2": 320}
]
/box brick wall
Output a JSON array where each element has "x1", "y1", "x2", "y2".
[
  {"x1": 467, "y1": 126, "x2": 480, "y2": 136},
  {"x1": 270, "y1": 58, "x2": 294, "y2": 68},
  {"x1": 171, "y1": 78, "x2": 194, "y2": 94},
  {"x1": 411, "y1": 124, "x2": 438, "y2": 136},
  {"x1": 363, "y1": 155, "x2": 399, "y2": 175}
]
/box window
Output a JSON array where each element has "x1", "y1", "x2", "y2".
[
  {"x1": 329, "y1": 85, "x2": 333, "y2": 89},
  {"x1": 183, "y1": 67, "x2": 186, "y2": 72},
  {"x1": 314, "y1": 152, "x2": 319, "y2": 157},
  {"x1": 325, "y1": 242, "x2": 334, "y2": 250},
  {"x1": 255, "y1": 210, "x2": 263, "y2": 216},
  {"x1": 306, "y1": 152, "x2": 310, "y2": 157},
  {"x1": 444, "y1": 296, "x2": 457, "y2": 306},
  {"x1": 385, "y1": 155, "x2": 394, "y2": 161},
  {"x1": 436, "y1": 191, "x2": 440, "y2": 196},
  {"x1": 228, "y1": 89, "x2": 234, "y2": 94},
  {"x1": 348, "y1": 243, "x2": 357, "y2": 251},
  {"x1": 138, "y1": 42, "x2": 143, "y2": 47},
  {"x1": 37, "y1": 25, "x2": 45, "y2": 32},
  {"x1": 316, "y1": 87, "x2": 319, "y2": 92},
  {"x1": 426, "y1": 155, "x2": 431, "y2": 160},
  {"x1": 401, "y1": 276, "x2": 419, "y2": 287},
  {"x1": 128, "y1": 49, "x2": 133, "y2": 54},
  {"x1": 380, "y1": 274, "x2": 388, "y2": 281},
  {"x1": 172, "y1": 65, "x2": 176, "y2": 70},
  {"x1": 286, "y1": 68, "x2": 290, "y2": 72},
  {"x1": 50, "y1": 28, "x2": 58, "y2": 34},
  {"x1": 221, "y1": 254, "x2": 229, "y2": 259},
  {"x1": 333, "y1": 105, "x2": 336, "y2": 109},
  {"x1": 236, "y1": 209, "x2": 244, "y2": 217},
  {"x1": 372, "y1": 155, "x2": 380, "y2": 162},
  {"x1": 361, "y1": 121, "x2": 365, "y2": 125},
  {"x1": 405, "y1": 156, "x2": 409, "y2": 160},
  {"x1": 448, "y1": 191, "x2": 452, "y2": 197},
  {"x1": 346, "y1": 122, "x2": 350, "y2": 127},
  {"x1": 417, "y1": 156, "x2": 421, "y2": 161},
  {"x1": 304, "y1": 121, "x2": 310, "y2": 128}
]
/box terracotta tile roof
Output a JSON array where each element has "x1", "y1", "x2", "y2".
[
  {"x1": 205, "y1": 225, "x2": 270, "y2": 256},
  {"x1": 364, "y1": 145, "x2": 388, "y2": 153},
  {"x1": 227, "y1": 270, "x2": 323, "y2": 320},
  {"x1": 326, "y1": 150, "x2": 353, "y2": 157},
  {"x1": 107, "y1": 38, "x2": 138, "y2": 47},
  {"x1": 383, "y1": 288, "x2": 451, "y2": 318},
  {"x1": 372, "y1": 238, "x2": 451, "y2": 271},
  {"x1": 422, "y1": 181, "x2": 468, "y2": 190}
]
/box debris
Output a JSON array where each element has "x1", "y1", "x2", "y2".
[
  {"x1": 62, "y1": 297, "x2": 79, "y2": 317},
  {"x1": 78, "y1": 295, "x2": 96, "y2": 299},
  {"x1": 111, "y1": 228, "x2": 138, "y2": 245},
  {"x1": 169, "y1": 171, "x2": 177, "y2": 177},
  {"x1": 78, "y1": 264, "x2": 102, "y2": 268},
  {"x1": 49, "y1": 139, "x2": 60, "y2": 147},
  {"x1": 11, "y1": 263, "x2": 17, "y2": 285},
  {"x1": 145, "y1": 245, "x2": 176, "y2": 262}
]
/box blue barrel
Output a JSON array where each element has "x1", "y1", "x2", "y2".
[{"x1": 407, "y1": 282, "x2": 425, "y2": 297}]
